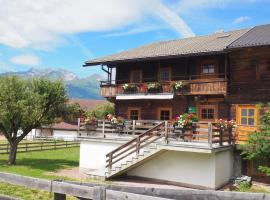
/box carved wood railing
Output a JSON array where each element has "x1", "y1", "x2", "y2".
[
  {"x1": 106, "y1": 121, "x2": 168, "y2": 171},
  {"x1": 100, "y1": 79, "x2": 227, "y2": 97}
]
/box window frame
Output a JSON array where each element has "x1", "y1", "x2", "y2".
[
  {"x1": 158, "y1": 67, "x2": 172, "y2": 82},
  {"x1": 130, "y1": 70, "x2": 142, "y2": 83},
  {"x1": 157, "y1": 107, "x2": 172, "y2": 121},
  {"x1": 201, "y1": 63, "x2": 216, "y2": 74},
  {"x1": 197, "y1": 104, "x2": 218, "y2": 122},
  {"x1": 127, "y1": 107, "x2": 141, "y2": 120},
  {"x1": 236, "y1": 105, "x2": 258, "y2": 127}
]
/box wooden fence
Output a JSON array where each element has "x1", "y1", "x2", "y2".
[
  {"x1": 0, "y1": 140, "x2": 79, "y2": 154},
  {"x1": 0, "y1": 172, "x2": 269, "y2": 200}
]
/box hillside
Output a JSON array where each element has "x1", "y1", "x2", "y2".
[{"x1": 0, "y1": 68, "x2": 104, "y2": 99}]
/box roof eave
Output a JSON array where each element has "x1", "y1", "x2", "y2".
[{"x1": 84, "y1": 50, "x2": 225, "y2": 67}]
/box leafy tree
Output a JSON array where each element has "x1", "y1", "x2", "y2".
[
  {"x1": 0, "y1": 76, "x2": 76, "y2": 165},
  {"x1": 241, "y1": 103, "x2": 270, "y2": 176},
  {"x1": 86, "y1": 102, "x2": 114, "y2": 119}
]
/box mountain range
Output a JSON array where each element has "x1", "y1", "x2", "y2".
[{"x1": 0, "y1": 68, "x2": 104, "y2": 100}]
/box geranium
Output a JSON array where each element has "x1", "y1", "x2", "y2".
[
  {"x1": 147, "y1": 83, "x2": 161, "y2": 90},
  {"x1": 85, "y1": 115, "x2": 97, "y2": 125},
  {"x1": 106, "y1": 114, "x2": 124, "y2": 125},
  {"x1": 171, "y1": 81, "x2": 183, "y2": 90},
  {"x1": 122, "y1": 83, "x2": 137, "y2": 92},
  {"x1": 216, "y1": 119, "x2": 237, "y2": 129},
  {"x1": 174, "y1": 113, "x2": 198, "y2": 129}
]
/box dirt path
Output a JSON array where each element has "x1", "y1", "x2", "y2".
[{"x1": 48, "y1": 167, "x2": 191, "y2": 190}]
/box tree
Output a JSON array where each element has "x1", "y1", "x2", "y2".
[
  {"x1": 86, "y1": 102, "x2": 114, "y2": 119},
  {"x1": 0, "y1": 76, "x2": 75, "y2": 165},
  {"x1": 241, "y1": 103, "x2": 270, "y2": 176}
]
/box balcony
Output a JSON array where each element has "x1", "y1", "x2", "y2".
[{"x1": 100, "y1": 73, "x2": 227, "y2": 98}]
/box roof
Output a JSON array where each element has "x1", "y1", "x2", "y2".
[
  {"x1": 52, "y1": 122, "x2": 78, "y2": 131},
  {"x1": 69, "y1": 99, "x2": 106, "y2": 110},
  {"x1": 85, "y1": 28, "x2": 249, "y2": 66},
  {"x1": 228, "y1": 24, "x2": 270, "y2": 49}
]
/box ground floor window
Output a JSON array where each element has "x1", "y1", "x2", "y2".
[
  {"x1": 128, "y1": 107, "x2": 141, "y2": 120},
  {"x1": 236, "y1": 105, "x2": 258, "y2": 126},
  {"x1": 158, "y1": 108, "x2": 172, "y2": 121},
  {"x1": 197, "y1": 104, "x2": 217, "y2": 121}
]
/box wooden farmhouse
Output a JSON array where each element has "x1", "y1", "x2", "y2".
[{"x1": 79, "y1": 24, "x2": 270, "y2": 189}]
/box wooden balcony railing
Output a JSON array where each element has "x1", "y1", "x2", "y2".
[{"x1": 100, "y1": 79, "x2": 227, "y2": 97}]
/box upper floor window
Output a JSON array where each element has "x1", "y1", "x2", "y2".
[
  {"x1": 128, "y1": 107, "x2": 141, "y2": 120},
  {"x1": 202, "y1": 64, "x2": 215, "y2": 74},
  {"x1": 130, "y1": 70, "x2": 142, "y2": 83},
  {"x1": 159, "y1": 67, "x2": 171, "y2": 82}
]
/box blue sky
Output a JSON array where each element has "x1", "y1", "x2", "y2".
[{"x1": 0, "y1": 0, "x2": 270, "y2": 78}]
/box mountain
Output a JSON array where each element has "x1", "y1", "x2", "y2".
[{"x1": 0, "y1": 68, "x2": 104, "y2": 99}]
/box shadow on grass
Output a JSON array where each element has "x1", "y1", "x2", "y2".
[{"x1": 1, "y1": 158, "x2": 78, "y2": 173}]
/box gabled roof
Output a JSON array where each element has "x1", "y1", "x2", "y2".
[
  {"x1": 228, "y1": 24, "x2": 270, "y2": 49},
  {"x1": 85, "y1": 28, "x2": 249, "y2": 66}
]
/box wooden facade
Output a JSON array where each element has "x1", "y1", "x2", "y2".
[{"x1": 100, "y1": 46, "x2": 270, "y2": 144}]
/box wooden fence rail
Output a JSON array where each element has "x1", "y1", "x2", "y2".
[
  {"x1": 0, "y1": 172, "x2": 269, "y2": 200},
  {"x1": 0, "y1": 140, "x2": 79, "y2": 154}
]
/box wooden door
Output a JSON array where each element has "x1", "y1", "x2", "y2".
[{"x1": 235, "y1": 105, "x2": 259, "y2": 144}]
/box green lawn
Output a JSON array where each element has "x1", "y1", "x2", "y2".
[{"x1": 0, "y1": 147, "x2": 80, "y2": 199}]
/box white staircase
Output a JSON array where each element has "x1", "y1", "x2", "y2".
[{"x1": 105, "y1": 143, "x2": 164, "y2": 178}]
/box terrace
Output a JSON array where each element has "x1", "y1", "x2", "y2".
[{"x1": 100, "y1": 73, "x2": 227, "y2": 98}]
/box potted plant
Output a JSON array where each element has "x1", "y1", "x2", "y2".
[
  {"x1": 171, "y1": 81, "x2": 189, "y2": 93},
  {"x1": 147, "y1": 83, "x2": 162, "y2": 93},
  {"x1": 85, "y1": 115, "x2": 98, "y2": 131},
  {"x1": 122, "y1": 83, "x2": 138, "y2": 94},
  {"x1": 174, "y1": 113, "x2": 198, "y2": 141}
]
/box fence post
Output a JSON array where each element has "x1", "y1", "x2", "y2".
[
  {"x1": 228, "y1": 128, "x2": 232, "y2": 145},
  {"x1": 136, "y1": 136, "x2": 140, "y2": 155},
  {"x1": 102, "y1": 120, "x2": 105, "y2": 138},
  {"x1": 165, "y1": 121, "x2": 168, "y2": 144},
  {"x1": 6, "y1": 144, "x2": 9, "y2": 154},
  {"x1": 132, "y1": 120, "x2": 136, "y2": 135},
  {"x1": 108, "y1": 153, "x2": 112, "y2": 173},
  {"x1": 25, "y1": 143, "x2": 28, "y2": 152},
  {"x1": 54, "y1": 141, "x2": 56, "y2": 150},
  {"x1": 93, "y1": 186, "x2": 106, "y2": 200},
  {"x1": 77, "y1": 118, "x2": 80, "y2": 137},
  {"x1": 219, "y1": 129, "x2": 223, "y2": 146},
  {"x1": 208, "y1": 122, "x2": 213, "y2": 148}
]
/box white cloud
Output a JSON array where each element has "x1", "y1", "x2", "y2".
[
  {"x1": 0, "y1": 0, "x2": 194, "y2": 49},
  {"x1": 11, "y1": 55, "x2": 40, "y2": 66},
  {"x1": 233, "y1": 16, "x2": 251, "y2": 24}
]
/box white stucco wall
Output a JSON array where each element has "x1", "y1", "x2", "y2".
[
  {"x1": 127, "y1": 149, "x2": 233, "y2": 189},
  {"x1": 79, "y1": 140, "x2": 123, "y2": 176},
  {"x1": 215, "y1": 149, "x2": 234, "y2": 188},
  {"x1": 53, "y1": 130, "x2": 77, "y2": 141}
]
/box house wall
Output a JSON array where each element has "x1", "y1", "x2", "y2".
[
  {"x1": 53, "y1": 130, "x2": 78, "y2": 141},
  {"x1": 80, "y1": 140, "x2": 128, "y2": 176},
  {"x1": 127, "y1": 149, "x2": 234, "y2": 190},
  {"x1": 227, "y1": 46, "x2": 270, "y2": 104},
  {"x1": 116, "y1": 54, "x2": 225, "y2": 83}
]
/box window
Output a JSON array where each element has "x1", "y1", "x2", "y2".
[
  {"x1": 158, "y1": 108, "x2": 172, "y2": 121},
  {"x1": 130, "y1": 70, "x2": 142, "y2": 83},
  {"x1": 202, "y1": 64, "x2": 215, "y2": 74},
  {"x1": 240, "y1": 108, "x2": 255, "y2": 126},
  {"x1": 198, "y1": 104, "x2": 217, "y2": 121},
  {"x1": 159, "y1": 67, "x2": 171, "y2": 82},
  {"x1": 201, "y1": 108, "x2": 214, "y2": 120},
  {"x1": 128, "y1": 107, "x2": 141, "y2": 120}
]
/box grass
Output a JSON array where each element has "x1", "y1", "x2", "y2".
[
  {"x1": 0, "y1": 147, "x2": 80, "y2": 199},
  {"x1": 233, "y1": 181, "x2": 270, "y2": 194}
]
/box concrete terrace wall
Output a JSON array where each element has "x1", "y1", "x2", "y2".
[{"x1": 127, "y1": 149, "x2": 234, "y2": 190}]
